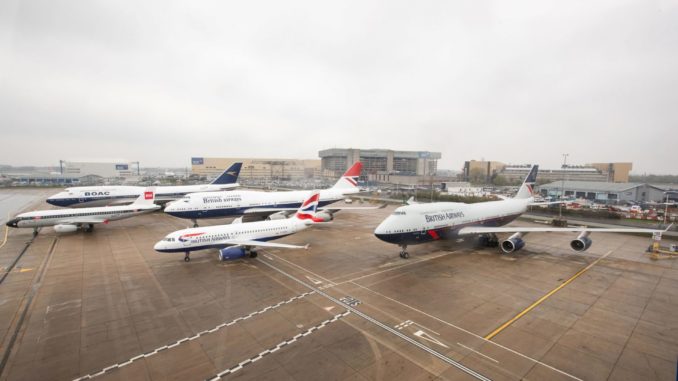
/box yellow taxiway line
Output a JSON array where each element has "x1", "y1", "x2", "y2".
[{"x1": 485, "y1": 250, "x2": 613, "y2": 340}]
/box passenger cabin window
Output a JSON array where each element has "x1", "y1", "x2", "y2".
[{"x1": 392, "y1": 211, "x2": 406, "y2": 216}]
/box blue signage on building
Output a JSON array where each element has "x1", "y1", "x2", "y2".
[
  {"x1": 115, "y1": 164, "x2": 129, "y2": 170},
  {"x1": 192, "y1": 157, "x2": 204, "y2": 165}
]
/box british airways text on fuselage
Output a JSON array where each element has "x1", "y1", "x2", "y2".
[
  {"x1": 202, "y1": 195, "x2": 242, "y2": 204},
  {"x1": 424, "y1": 211, "x2": 464, "y2": 223}
]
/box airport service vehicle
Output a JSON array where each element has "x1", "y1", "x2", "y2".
[
  {"x1": 46, "y1": 163, "x2": 242, "y2": 207},
  {"x1": 6, "y1": 188, "x2": 161, "y2": 234},
  {"x1": 154, "y1": 192, "x2": 326, "y2": 262},
  {"x1": 164, "y1": 162, "x2": 377, "y2": 225},
  {"x1": 374, "y1": 166, "x2": 671, "y2": 258}
]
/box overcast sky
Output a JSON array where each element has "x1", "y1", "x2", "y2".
[{"x1": 1, "y1": 0, "x2": 676, "y2": 173}]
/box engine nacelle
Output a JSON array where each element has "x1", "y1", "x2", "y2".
[
  {"x1": 54, "y1": 224, "x2": 78, "y2": 233},
  {"x1": 266, "y1": 212, "x2": 288, "y2": 221},
  {"x1": 570, "y1": 232, "x2": 593, "y2": 252},
  {"x1": 500, "y1": 233, "x2": 525, "y2": 253},
  {"x1": 314, "y1": 211, "x2": 333, "y2": 222},
  {"x1": 218, "y1": 247, "x2": 247, "y2": 261}
]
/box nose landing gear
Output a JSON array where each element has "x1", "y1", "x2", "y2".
[
  {"x1": 399, "y1": 245, "x2": 409, "y2": 259},
  {"x1": 184, "y1": 251, "x2": 191, "y2": 262}
]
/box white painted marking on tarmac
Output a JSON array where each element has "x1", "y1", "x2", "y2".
[
  {"x1": 205, "y1": 311, "x2": 351, "y2": 380},
  {"x1": 256, "y1": 258, "x2": 491, "y2": 381},
  {"x1": 264, "y1": 254, "x2": 273, "y2": 260},
  {"x1": 305, "y1": 275, "x2": 323, "y2": 285},
  {"x1": 457, "y1": 343, "x2": 499, "y2": 364},
  {"x1": 71, "y1": 291, "x2": 316, "y2": 381},
  {"x1": 413, "y1": 330, "x2": 449, "y2": 349},
  {"x1": 350, "y1": 282, "x2": 583, "y2": 380}
]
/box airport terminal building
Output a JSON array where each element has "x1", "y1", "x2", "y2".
[{"x1": 319, "y1": 148, "x2": 443, "y2": 185}]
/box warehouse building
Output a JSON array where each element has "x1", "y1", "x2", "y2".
[
  {"x1": 538, "y1": 181, "x2": 667, "y2": 203},
  {"x1": 59, "y1": 160, "x2": 140, "y2": 179},
  {"x1": 319, "y1": 148, "x2": 442, "y2": 185},
  {"x1": 463, "y1": 160, "x2": 633, "y2": 183},
  {"x1": 191, "y1": 157, "x2": 321, "y2": 181}
]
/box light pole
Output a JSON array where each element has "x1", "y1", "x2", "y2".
[
  {"x1": 559, "y1": 153, "x2": 569, "y2": 219},
  {"x1": 664, "y1": 192, "x2": 676, "y2": 225}
]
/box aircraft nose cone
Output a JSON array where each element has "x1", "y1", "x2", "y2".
[
  {"x1": 153, "y1": 241, "x2": 163, "y2": 251},
  {"x1": 6, "y1": 218, "x2": 18, "y2": 228}
]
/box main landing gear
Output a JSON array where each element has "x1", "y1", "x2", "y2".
[
  {"x1": 399, "y1": 245, "x2": 409, "y2": 259},
  {"x1": 478, "y1": 233, "x2": 499, "y2": 247},
  {"x1": 247, "y1": 249, "x2": 258, "y2": 258},
  {"x1": 184, "y1": 251, "x2": 191, "y2": 262},
  {"x1": 32, "y1": 228, "x2": 39, "y2": 237},
  {"x1": 191, "y1": 219, "x2": 199, "y2": 228},
  {"x1": 85, "y1": 224, "x2": 94, "y2": 233}
]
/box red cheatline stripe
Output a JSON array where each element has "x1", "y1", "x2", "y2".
[{"x1": 428, "y1": 230, "x2": 440, "y2": 240}]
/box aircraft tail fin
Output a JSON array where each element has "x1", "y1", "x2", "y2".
[
  {"x1": 331, "y1": 162, "x2": 362, "y2": 191},
  {"x1": 210, "y1": 162, "x2": 242, "y2": 185},
  {"x1": 132, "y1": 187, "x2": 156, "y2": 205},
  {"x1": 295, "y1": 191, "x2": 323, "y2": 222},
  {"x1": 515, "y1": 165, "x2": 539, "y2": 199}
]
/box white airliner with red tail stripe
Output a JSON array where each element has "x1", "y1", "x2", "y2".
[
  {"x1": 164, "y1": 162, "x2": 379, "y2": 225},
  {"x1": 6, "y1": 188, "x2": 160, "y2": 234},
  {"x1": 154, "y1": 192, "x2": 325, "y2": 262},
  {"x1": 374, "y1": 166, "x2": 671, "y2": 258}
]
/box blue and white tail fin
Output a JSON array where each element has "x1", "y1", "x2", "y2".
[
  {"x1": 515, "y1": 165, "x2": 539, "y2": 199},
  {"x1": 295, "y1": 191, "x2": 323, "y2": 223},
  {"x1": 210, "y1": 162, "x2": 242, "y2": 185},
  {"x1": 331, "y1": 162, "x2": 362, "y2": 192}
]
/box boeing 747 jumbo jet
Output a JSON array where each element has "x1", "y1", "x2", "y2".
[
  {"x1": 154, "y1": 192, "x2": 325, "y2": 262},
  {"x1": 164, "y1": 162, "x2": 380, "y2": 226},
  {"x1": 6, "y1": 188, "x2": 160, "y2": 235},
  {"x1": 374, "y1": 166, "x2": 671, "y2": 258},
  {"x1": 46, "y1": 162, "x2": 242, "y2": 207}
]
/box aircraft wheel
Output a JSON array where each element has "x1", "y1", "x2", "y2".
[
  {"x1": 184, "y1": 253, "x2": 191, "y2": 262},
  {"x1": 249, "y1": 251, "x2": 258, "y2": 258},
  {"x1": 400, "y1": 251, "x2": 409, "y2": 259}
]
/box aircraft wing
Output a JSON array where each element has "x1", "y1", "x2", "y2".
[
  {"x1": 457, "y1": 226, "x2": 669, "y2": 236},
  {"x1": 221, "y1": 239, "x2": 309, "y2": 249},
  {"x1": 243, "y1": 204, "x2": 386, "y2": 214}
]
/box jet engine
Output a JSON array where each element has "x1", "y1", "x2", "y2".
[
  {"x1": 266, "y1": 212, "x2": 288, "y2": 221},
  {"x1": 314, "y1": 211, "x2": 333, "y2": 222},
  {"x1": 500, "y1": 233, "x2": 525, "y2": 253},
  {"x1": 570, "y1": 231, "x2": 593, "y2": 252},
  {"x1": 218, "y1": 247, "x2": 247, "y2": 261},
  {"x1": 54, "y1": 224, "x2": 78, "y2": 233}
]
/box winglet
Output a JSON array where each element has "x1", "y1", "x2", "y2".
[{"x1": 210, "y1": 162, "x2": 243, "y2": 185}]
